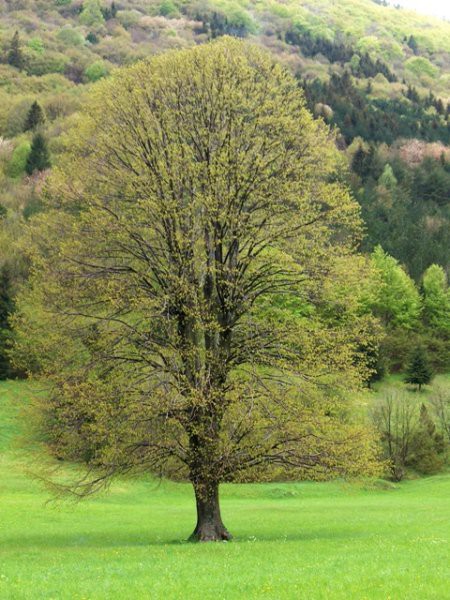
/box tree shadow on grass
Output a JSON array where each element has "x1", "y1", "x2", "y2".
[{"x1": 2, "y1": 526, "x2": 368, "y2": 550}]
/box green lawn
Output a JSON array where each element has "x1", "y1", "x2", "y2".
[{"x1": 1, "y1": 381, "x2": 449, "y2": 600}]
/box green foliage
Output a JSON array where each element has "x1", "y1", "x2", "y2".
[
  {"x1": 429, "y1": 383, "x2": 450, "y2": 441},
  {"x1": 372, "y1": 380, "x2": 448, "y2": 480},
  {"x1": 405, "y1": 56, "x2": 438, "y2": 80},
  {"x1": 57, "y1": 27, "x2": 85, "y2": 47},
  {"x1": 422, "y1": 264, "x2": 450, "y2": 333},
  {"x1": 27, "y1": 38, "x2": 45, "y2": 55},
  {"x1": 369, "y1": 246, "x2": 421, "y2": 329},
  {"x1": 158, "y1": 0, "x2": 179, "y2": 17},
  {"x1": 23, "y1": 101, "x2": 46, "y2": 132},
  {"x1": 79, "y1": 0, "x2": 105, "y2": 27},
  {"x1": 409, "y1": 404, "x2": 446, "y2": 474},
  {"x1": 0, "y1": 266, "x2": 14, "y2": 380},
  {"x1": 13, "y1": 39, "x2": 380, "y2": 538},
  {"x1": 372, "y1": 389, "x2": 417, "y2": 481},
  {"x1": 7, "y1": 31, "x2": 24, "y2": 70},
  {"x1": 6, "y1": 141, "x2": 31, "y2": 179},
  {"x1": 25, "y1": 133, "x2": 51, "y2": 175},
  {"x1": 378, "y1": 163, "x2": 397, "y2": 190},
  {"x1": 84, "y1": 60, "x2": 109, "y2": 82},
  {"x1": 405, "y1": 346, "x2": 433, "y2": 390},
  {"x1": 23, "y1": 195, "x2": 44, "y2": 220}
]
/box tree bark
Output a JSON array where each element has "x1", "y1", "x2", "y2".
[{"x1": 189, "y1": 481, "x2": 232, "y2": 542}]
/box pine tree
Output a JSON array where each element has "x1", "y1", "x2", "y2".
[
  {"x1": 7, "y1": 31, "x2": 24, "y2": 70},
  {"x1": 24, "y1": 101, "x2": 46, "y2": 132},
  {"x1": 25, "y1": 133, "x2": 51, "y2": 175},
  {"x1": 405, "y1": 346, "x2": 433, "y2": 391},
  {"x1": 0, "y1": 265, "x2": 13, "y2": 380},
  {"x1": 407, "y1": 35, "x2": 419, "y2": 55},
  {"x1": 351, "y1": 144, "x2": 368, "y2": 178}
]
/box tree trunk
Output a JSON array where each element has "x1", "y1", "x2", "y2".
[{"x1": 189, "y1": 481, "x2": 232, "y2": 542}]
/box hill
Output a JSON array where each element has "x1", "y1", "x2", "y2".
[{"x1": 1, "y1": 0, "x2": 450, "y2": 282}]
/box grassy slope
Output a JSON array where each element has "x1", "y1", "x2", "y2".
[{"x1": 1, "y1": 381, "x2": 450, "y2": 599}]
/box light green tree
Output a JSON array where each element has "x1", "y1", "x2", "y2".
[
  {"x1": 369, "y1": 246, "x2": 421, "y2": 329},
  {"x1": 84, "y1": 60, "x2": 109, "y2": 82},
  {"x1": 378, "y1": 163, "x2": 397, "y2": 190},
  {"x1": 422, "y1": 264, "x2": 450, "y2": 334},
  {"x1": 6, "y1": 141, "x2": 31, "y2": 178},
  {"x1": 79, "y1": 0, "x2": 105, "y2": 27}
]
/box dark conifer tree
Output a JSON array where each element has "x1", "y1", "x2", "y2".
[
  {"x1": 25, "y1": 133, "x2": 51, "y2": 175},
  {"x1": 405, "y1": 347, "x2": 433, "y2": 391},
  {"x1": 407, "y1": 35, "x2": 419, "y2": 55},
  {"x1": 7, "y1": 31, "x2": 24, "y2": 70},
  {"x1": 351, "y1": 145, "x2": 368, "y2": 178},
  {"x1": 24, "y1": 101, "x2": 45, "y2": 132}
]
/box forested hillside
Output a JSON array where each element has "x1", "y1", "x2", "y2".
[{"x1": 0, "y1": 0, "x2": 450, "y2": 379}]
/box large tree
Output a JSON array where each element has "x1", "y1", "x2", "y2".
[{"x1": 13, "y1": 39, "x2": 379, "y2": 541}]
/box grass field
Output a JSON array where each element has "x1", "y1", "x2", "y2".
[{"x1": 1, "y1": 381, "x2": 449, "y2": 600}]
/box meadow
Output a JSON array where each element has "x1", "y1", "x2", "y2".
[{"x1": 1, "y1": 380, "x2": 449, "y2": 599}]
